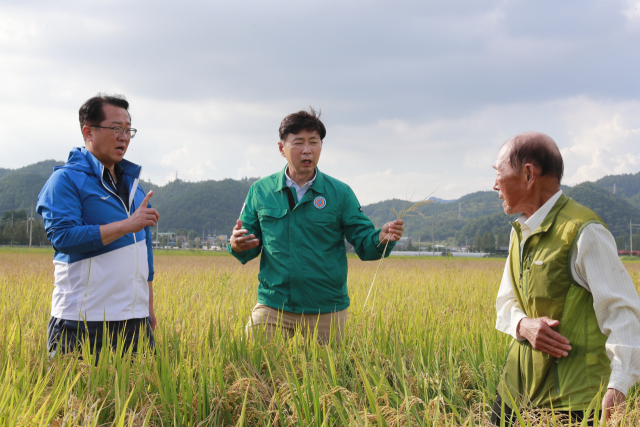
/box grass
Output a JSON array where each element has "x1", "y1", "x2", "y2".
[{"x1": 1, "y1": 250, "x2": 639, "y2": 425}]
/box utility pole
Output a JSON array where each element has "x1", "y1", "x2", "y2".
[
  {"x1": 29, "y1": 206, "x2": 34, "y2": 248},
  {"x1": 613, "y1": 183, "x2": 617, "y2": 195},
  {"x1": 432, "y1": 223, "x2": 435, "y2": 257},
  {"x1": 630, "y1": 219, "x2": 640, "y2": 253}
]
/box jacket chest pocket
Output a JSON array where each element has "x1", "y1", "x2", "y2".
[
  {"x1": 302, "y1": 209, "x2": 340, "y2": 249},
  {"x1": 303, "y1": 209, "x2": 338, "y2": 229},
  {"x1": 258, "y1": 208, "x2": 288, "y2": 248}
]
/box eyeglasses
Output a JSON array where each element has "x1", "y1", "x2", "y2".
[{"x1": 89, "y1": 125, "x2": 137, "y2": 138}]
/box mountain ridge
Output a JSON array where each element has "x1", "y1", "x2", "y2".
[{"x1": 1, "y1": 160, "x2": 639, "y2": 246}]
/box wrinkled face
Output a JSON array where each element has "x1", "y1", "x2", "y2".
[
  {"x1": 83, "y1": 104, "x2": 131, "y2": 169},
  {"x1": 493, "y1": 144, "x2": 527, "y2": 215},
  {"x1": 278, "y1": 129, "x2": 322, "y2": 176}
]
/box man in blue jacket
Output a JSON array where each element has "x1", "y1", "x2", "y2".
[{"x1": 37, "y1": 94, "x2": 159, "y2": 358}]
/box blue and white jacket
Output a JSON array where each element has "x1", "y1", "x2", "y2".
[{"x1": 36, "y1": 148, "x2": 154, "y2": 321}]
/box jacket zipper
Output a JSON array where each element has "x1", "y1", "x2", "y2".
[
  {"x1": 100, "y1": 166, "x2": 141, "y2": 318},
  {"x1": 82, "y1": 258, "x2": 93, "y2": 304}
]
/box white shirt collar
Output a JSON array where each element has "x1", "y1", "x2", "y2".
[
  {"x1": 285, "y1": 167, "x2": 317, "y2": 190},
  {"x1": 518, "y1": 190, "x2": 563, "y2": 239}
]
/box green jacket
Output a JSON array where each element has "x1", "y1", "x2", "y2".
[
  {"x1": 498, "y1": 194, "x2": 611, "y2": 411},
  {"x1": 228, "y1": 167, "x2": 395, "y2": 314}
]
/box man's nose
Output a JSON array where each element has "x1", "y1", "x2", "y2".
[{"x1": 493, "y1": 179, "x2": 499, "y2": 191}]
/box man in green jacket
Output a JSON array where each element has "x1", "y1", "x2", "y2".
[
  {"x1": 228, "y1": 109, "x2": 404, "y2": 343},
  {"x1": 491, "y1": 132, "x2": 640, "y2": 425}
]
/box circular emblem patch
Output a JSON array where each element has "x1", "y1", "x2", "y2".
[{"x1": 314, "y1": 196, "x2": 327, "y2": 209}]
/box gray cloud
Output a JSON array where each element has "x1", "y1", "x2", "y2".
[{"x1": 1, "y1": 0, "x2": 639, "y2": 203}]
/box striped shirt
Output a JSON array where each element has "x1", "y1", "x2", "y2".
[{"x1": 495, "y1": 190, "x2": 640, "y2": 395}]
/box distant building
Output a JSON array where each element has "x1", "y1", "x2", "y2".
[
  {"x1": 396, "y1": 236, "x2": 412, "y2": 251},
  {"x1": 217, "y1": 235, "x2": 228, "y2": 247}
]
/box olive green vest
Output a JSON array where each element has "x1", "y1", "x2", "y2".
[{"x1": 497, "y1": 194, "x2": 611, "y2": 411}]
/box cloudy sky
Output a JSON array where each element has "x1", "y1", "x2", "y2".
[{"x1": 1, "y1": 0, "x2": 639, "y2": 204}]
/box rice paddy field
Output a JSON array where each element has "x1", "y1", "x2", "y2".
[{"x1": 1, "y1": 247, "x2": 640, "y2": 426}]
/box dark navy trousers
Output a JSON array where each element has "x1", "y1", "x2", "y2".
[{"x1": 47, "y1": 316, "x2": 155, "y2": 361}]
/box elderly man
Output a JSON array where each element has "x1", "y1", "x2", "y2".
[
  {"x1": 228, "y1": 109, "x2": 404, "y2": 343},
  {"x1": 491, "y1": 132, "x2": 640, "y2": 425},
  {"x1": 37, "y1": 94, "x2": 159, "y2": 359}
]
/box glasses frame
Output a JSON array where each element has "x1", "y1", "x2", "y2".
[{"x1": 88, "y1": 125, "x2": 137, "y2": 138}]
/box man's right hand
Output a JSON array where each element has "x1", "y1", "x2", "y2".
[
  {"x1": 100, "y1": 191, "x2": 160, "y2": 246},
  {"x1": 518, "y1": 316, "x2": 572, "y2": 358},
  {"x1": 230, "y1": 219, "x2": 260, "y2": 253},
  {"x1": 126, "y1": 191, "x2": 159, "y2": 233}
]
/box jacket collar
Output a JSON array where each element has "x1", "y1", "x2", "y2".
[
  {"x1": 535, "y1": 192, "x2": 569, "y2": 234},
  {"x1": 276, "y1": 165, "x2": 325, "y2": 194},
  {"x1": 510, "y1": 192, "x2": 570, "y2": 239},
  {"x1": 78, "y1": 147, "x2": 142, "y2": 180}
]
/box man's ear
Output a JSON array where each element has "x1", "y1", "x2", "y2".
[
  {"x1": 278, "y1": 141, "x2": 286, "y2": 157},
  {"x1": 523, "y1": 163, "x2": 536, "y2": 186},
  {"x1": 81, "y1": 126, "x2": 92, "y2": 142}
]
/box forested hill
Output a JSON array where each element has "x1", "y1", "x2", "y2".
[
  {"x1": 592, "y1": 171, "x2": 640, "y2": 210},
  {"x1": 363, "y1": 182, "x2": 640, "y2": 245},
  {"x1": 0, "y1": 160, "x2": 62, "y2": 214},
  {"x1": 1, "y1": 159, "x2": 640, "y2": 243},
  {"x1": 138, "y1": 177, "x2": 258, "y2": 235}
]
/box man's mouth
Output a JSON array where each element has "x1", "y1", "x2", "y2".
[
  {"x1": 115, "y1": 146, "x2": 125, "y2": 154},
  {"x1": 301, "y1": 159, "x2": 312, "y2": 166}
]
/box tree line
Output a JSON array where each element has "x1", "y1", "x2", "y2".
[{"x1": 0, "y1": 210, "x2": 48, "y2": 246}]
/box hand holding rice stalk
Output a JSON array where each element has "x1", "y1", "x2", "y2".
[{"x1": 362, "y1": 194, "x2": 433, "y2": 311}]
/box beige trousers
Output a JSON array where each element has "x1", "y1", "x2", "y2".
[{"x1": 245, "y1": 303, "x2": 348, "y2": 344}]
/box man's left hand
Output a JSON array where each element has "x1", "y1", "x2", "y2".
[
  {"x1": 149, "y1": 309, "x2": 157, "y2": 331},
  {"x1": 601, "y1": 388, "x2": 625, "y2": 423},
  {"x1": 380, "y1": 219, "x2": 404, "y2": 243}
]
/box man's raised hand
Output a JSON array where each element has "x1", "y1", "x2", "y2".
[
  {"x1": 230, "y1": 219, "x2": 260, "y2": 253},
  {"x1": 127, "y1": 191, "x2": 159, "y2": 233},
  {"x1": 518, "y1": 316, "x2": 572, "y2": 358},
  {"x1": 379, "y1": 219, "x2": 405, "y2": 243}
]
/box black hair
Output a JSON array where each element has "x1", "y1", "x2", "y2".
[
  {"x1": 279, "y1": 108, "x2": 326, "y2": 141},
  {"x1": 79, "y1": 93, "x2": 130, "y2": 136}
]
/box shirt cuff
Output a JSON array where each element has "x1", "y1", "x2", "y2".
[
  {"x1": 510, "y1": 312, "x2": 528, "y2": 341},
  {"x1": 608, "y1": 370, "x2": 635, "y2": 396}
]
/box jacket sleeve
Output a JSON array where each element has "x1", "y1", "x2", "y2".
[
  {"x1": 145, "y1": 224, "x2": 154, "y2": 281},
  {"x1": 228, "y1": 185, "x2": 262, "y2": 264},
  {"x1": 341, "y1": 186, "x2": 396, "y2": 261},
  {"x1": 143, "y1": 188, "x2": 155, "y2": 281},
  {"x1": 36, "y1": 171, "x2": 104, "y2": 254}
]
